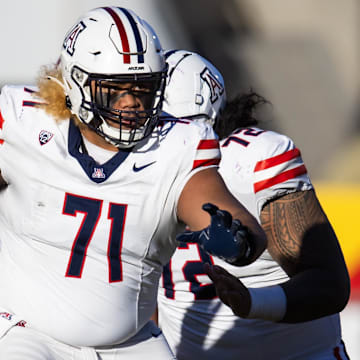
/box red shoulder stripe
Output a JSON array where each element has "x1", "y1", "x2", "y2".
[
  {"x1": 254, "y1": 148, "x2": 301, "y2": 172},
  {"x1": 192, "y1": 158, "x2": 220, "y2": 170},
  {"x1": 197, "y1": 139, "x2": 219, "y2": 150},
  {"x1": 0, "y1": 111, "x2": 4, "y2": 130},
  {"x1": 254, "y1": 165, "x2": 307, "y2": 193},
  {"x1": 0, "y1": 111, "x2": 4, "y2": 145}
]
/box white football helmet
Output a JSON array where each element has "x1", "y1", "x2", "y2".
[
  {"x1": 162, "y1": 50, "x2": 226, "y2": 125},
  {"x1": 60, "y1": 6, "x2": 167, "y2": 148}
]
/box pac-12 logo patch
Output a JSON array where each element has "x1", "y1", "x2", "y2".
[
  {"x1": 39, "y1": 130, "x2": 54, "y2": 146},
  {"x1": 63, "y1": 21, "x2": 86, "y2": 56}
]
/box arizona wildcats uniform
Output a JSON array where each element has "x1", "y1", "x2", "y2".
[
  {"x1": 158, "y1": 127, "x2": 348, "y2": 359},
  {"x1": 0, "y1": 85, "x2": 220, "y2": 348}
]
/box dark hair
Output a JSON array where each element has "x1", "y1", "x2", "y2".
[{"x1": 214, "y1": 91, "x2": 270, "y2": 140}]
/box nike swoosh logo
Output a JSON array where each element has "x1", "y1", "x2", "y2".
[{"x1": 132, "y1": 161, "x2": 157, "y2": 172}]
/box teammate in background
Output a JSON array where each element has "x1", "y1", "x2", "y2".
[
  {"x1": 157, "y1": 50, "x2": 350, "y2": 359},
  {"x1": 0, "y1": 8, "x2": 267, "y2": 360}
]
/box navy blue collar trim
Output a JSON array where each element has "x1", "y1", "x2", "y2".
[{"x1": 68, "y1": 120, "x2": 131, "y2": 183}]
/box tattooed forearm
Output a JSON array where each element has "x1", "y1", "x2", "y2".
[{"x1": 260, "y1": 190, "x2": 327, "y2": 275}]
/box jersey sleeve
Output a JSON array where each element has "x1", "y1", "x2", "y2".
[
  {"x1": 0, "y1": 85, "x2": 18, "y2": 180},
  {"x1": 157, "y1": 120, "x2": 221, "y2": 229},
  {"x1": 252, "y1": 130, "x2": 313, "y2": 212},
  {"x1": 0, "y1": 85, "x2": 41, "y2": 183},
  {"x1": 190, "y1": 135, "x2": 220, "y2": 171},
  {"x1": 0, "y1": 109, "x2": 4, "y2": 145},
  {"x1": 180, "y1": 119, "x2": 220, "y2": 177},
  {"x1": 0, "y1": 85, "x2": 38, "y2": 142},
  {"x1": 0, "y1": 85, "x2": 13, "y2": 144},
  {"x1": 142, "y1": 120, "x2": 221, "y2": 263},
  {"x1": 177, "y1": 120, "x2": 220, "y2": 202}
]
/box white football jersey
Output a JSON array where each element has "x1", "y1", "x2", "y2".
[
  {"x1": 0, "y1": 85, "x2": 220, "y2": 347},
  {"x1": 158, "y1": 127, "x2": 344, "y2": 359}
]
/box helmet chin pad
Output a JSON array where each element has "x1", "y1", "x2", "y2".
[{"x1": 95, "y1": 114, "x2": 149, "y2": 149}]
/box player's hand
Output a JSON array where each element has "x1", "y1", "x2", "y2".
[
  {"x1": 204, "y1": 263, "x2": 251, "y2": 318},
  {"x1": 176, "y1": 203, "x2": 253, "y2": 266}
]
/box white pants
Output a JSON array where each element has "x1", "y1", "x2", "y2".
[{"x1": 0, "y1": 320, "x2": 176, "y2": 360}]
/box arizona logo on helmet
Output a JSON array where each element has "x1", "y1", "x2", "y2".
[
  {"x1": 63, "y1": 21, "x2": 86, "y2": 56},
  {"x1": 200, "y1": 67, "x2": 225, "y2": 104},
  {"x1": 0, "y1": 312, "x2": 13, "y2": 321}
]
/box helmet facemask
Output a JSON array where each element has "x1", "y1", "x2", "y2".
[{"x1": 69, "y1": 66, "x2": 166, "y2": 148}]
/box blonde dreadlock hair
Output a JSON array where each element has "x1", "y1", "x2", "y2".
[{"x1": 35, "y1": 64, "x2": 82, "y2": 127}]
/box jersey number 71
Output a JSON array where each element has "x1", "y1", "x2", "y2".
[{"x1": 63, "y1": 193, "x2": 127, "y2": 283}]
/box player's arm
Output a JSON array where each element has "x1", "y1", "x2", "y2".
[
  {"x1": 260, "y1": 189, "x2": 350, "y2": 322},
  {"x1": 205, "y1": 189, "x2": 350, "y2": 323},
  {"x1": 150, "y1": 308, "x2": 158, "y2": 325},
  {"x1": 176, "y1": 167, "x2": 267, "y2": 265}
]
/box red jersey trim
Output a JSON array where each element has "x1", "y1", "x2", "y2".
[
  {"x1": 254, "y1": 148, "x2": 301, "y2": 172},
  {"x1": 192, "y1": 158, "x2": 220, "y2": 170},
  {"x1": 254, "y1": 164, "x2": 307, "y2": 193},
  {"x1": 197, "y1": 139, "x2": 219, "y2": 150},
  {"x1": 0, "y1": 111, "x2": 4, "y2": 144},
  {"x1": 0, "y1": 111, "x2": 4, "y2": 130}
]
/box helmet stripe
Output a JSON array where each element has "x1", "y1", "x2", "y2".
[
  {"x1": 119, "y1": 8, "x2": 144, "y2": 63},
  {"x1": 103, "y1": 7, "x2": 131, "y2": 64}
]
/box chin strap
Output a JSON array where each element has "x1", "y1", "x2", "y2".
[
  {"x1": 47, "y1": 76, "x2": 72, "y2": 110},
  {"x1": 47, "y1": 76, "x2": 66, "y2": 90}
]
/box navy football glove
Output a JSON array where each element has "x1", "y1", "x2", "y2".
[{"x1": 176, "y1": 203, "x2": 254, "y2": 266}]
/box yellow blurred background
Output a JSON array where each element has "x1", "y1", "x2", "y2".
[{"x1": 315, "y1": 183, "x2": 360, "y2": 296}]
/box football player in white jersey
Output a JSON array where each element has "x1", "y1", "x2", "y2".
[
  {"x1": 0, "y1": 8, "x2": 267, "y2": 360},
  {"x1": 157, "y1": 50, "x2": 350, "y2": 359}
]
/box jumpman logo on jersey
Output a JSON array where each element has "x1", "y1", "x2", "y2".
[{"x1": 132, "y1": 161, "x2": 156, "y2": 172}]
